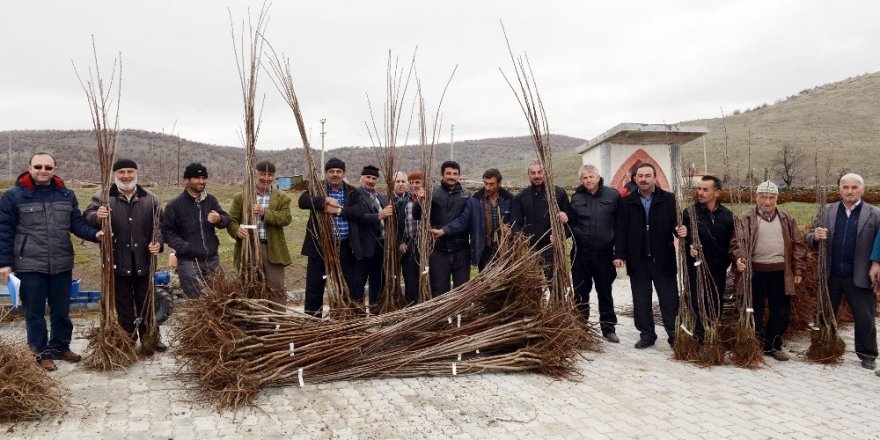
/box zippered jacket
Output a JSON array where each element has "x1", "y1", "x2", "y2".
[
  {"x1": 160, "y1": 189, "x2": 229, "y2": 261},
  {"x1": 0, "y1": 171, "x2": 100, "y2": 274}
]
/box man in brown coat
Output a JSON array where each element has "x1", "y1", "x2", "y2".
[{"x1": 729, "y1": 181, "x2": 807, "y2": 361}]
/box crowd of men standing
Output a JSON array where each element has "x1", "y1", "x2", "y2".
[{"x1": 1, "y1": 152, "x2": 878, "y2": 374}]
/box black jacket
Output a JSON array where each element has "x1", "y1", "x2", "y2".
[
  {"x1": 568, "y1": 182, "x2": 620, "y2": 255},
  {"x1": 342, "y1": 187, "x2": 388, "y2": 260},
  {"x1": 160, "y1": 189, "x2": 229, "y2": 261},
  {"x1": 298, "y1": 181, "x2": 357, "y2": 258},
  {"x1": 84, "y1": 185, "x2": 163, "y2": 277},
  {"x1": 443, "y1": 187, "x2": 514, "y2": 265},
  {"x1": 511, "y1": 184, "x2": 571, "y2": 250},
  {"x1": 682, "y1": 202, "x2": 735, "y2": 277},
  {"x1": 430, "y1": 182, "x2": 470, "y2": 252},
  {"x1": 614, "y1": 186, "x2": 679, "y2": 275}
]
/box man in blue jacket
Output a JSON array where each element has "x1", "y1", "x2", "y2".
[
  {"x1": 0, "y1": 153, "x2": 102, "y2": 371},
  {"x1": 433, "y1": 168, "x2": 513, "y2": 271}
]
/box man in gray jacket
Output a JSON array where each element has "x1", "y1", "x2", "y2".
[
  {"x1": 0, "y1": 153, "x2": 102, "y2": 371},
  {"x1": 808, "y1": 173, "x2": 880, "y2": 370},
  {"x1": 84, "y1": 159, "x2": 166, "y2": 353}
]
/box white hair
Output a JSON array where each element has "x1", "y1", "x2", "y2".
[
  {"x1": 580, "y1": 164, "x2": 601, "y2": 177},
  {"x1": 839, "y1": 173, "x2": 864, "y2": 188}
]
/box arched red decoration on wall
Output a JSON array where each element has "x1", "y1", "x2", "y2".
[{"x1": 611, "y1": 148, "x2": 670, "y2": 191}]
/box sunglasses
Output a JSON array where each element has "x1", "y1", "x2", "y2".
[{"x1": 32, "y1": 165, "x2": 55, "y2": 171}]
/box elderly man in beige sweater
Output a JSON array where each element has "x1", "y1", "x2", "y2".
[{"x1": 729, "y1": 181, "x2": 807, "y2": 361}]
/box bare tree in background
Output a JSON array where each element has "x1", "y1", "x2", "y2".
[{"x1": 774, "y1": 143, "x2": 804, "y2": 187}]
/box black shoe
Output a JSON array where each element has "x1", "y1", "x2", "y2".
[
  {"x1": 603, "y1": 332, "x2": 620, "y2": 343},
  {"x1": 155, "y1": 341, "x2": 168, "y2": 353},
  {"x1": 861, "y1": 359, "x2": 876, "y2": 370},
  {"x1": 634, "y1": 339, "x2": 655, "y2": 349}
]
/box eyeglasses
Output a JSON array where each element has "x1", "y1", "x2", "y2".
[{"x1": 32, "y1": 165, "x2": 54, "y2": 171}]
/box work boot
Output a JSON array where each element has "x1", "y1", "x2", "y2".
[
  {"x1": 861, "y1": 359, "x2": 876, "y2": 370},
  {"x1": 767, "y1": 350, "x2": 790, "y2": 361},
  {"x1": 38, "y1": 359, "x2": 58, "y2": 371},
  {"x1": 603, "y1": 332, "x2": 620, "y2": 343},
  {"x1": 155, "y1": 341, "x2": 168, "y2": 353},
  {"x1": 58, "y1": 351, "x2": 82, "y2": 363}
]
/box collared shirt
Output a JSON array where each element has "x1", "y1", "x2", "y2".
[
  {"x1": 366, "y1": 189, "x2": 385, "y2": 240},
  {"x1": 256, "y1": 188, "x2": 271, "y2": 241},
  {"x1": 844, "y1": 199, "x2": 863, "y2": 218},
  {"x1": 403, "y1": 193, "x2": 419, "y2": 240},
  {"x1": 486, "y1": 198, "x2": 501, "y2": 246},
  {"x1": 328, "y1": 184, "x2": 349, "y2": 241},
  {"x1": 639, "y1": 191, "x2": 653, "y2": 223}
]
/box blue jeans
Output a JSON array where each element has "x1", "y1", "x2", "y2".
[
  {"x1": 18, "y1": 270, "x2": 74, "y2": 360},
  {"x1": 177, "y1": 256, "x2": 219, "y2": 299}
]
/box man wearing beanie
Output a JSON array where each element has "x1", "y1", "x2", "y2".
[
  {"x1": 227, "y1": 160, "x2": 292, "y2": 291},
  {"x1": 396, "y1": 171, "x2": 425, "y2": 303},
  {"x1": 730, "y1": 180, "x2": 806, "y2": 361},
  {"x1": 84, "y1": 158, "x2": 166, "y2": 353},
  {"x1": 160, "y1": 162, "x2": 229, "y2": 299},
  {"x1": 343, "y1": 165, "x2": 393, "y2": 307},
  {"x1": 298, "y1": 157, "x2": 358, "y2": 317}
]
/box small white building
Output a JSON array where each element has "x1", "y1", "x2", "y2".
[{"x1": 577, "y1": 123, "x2": 709, "y2": 192}]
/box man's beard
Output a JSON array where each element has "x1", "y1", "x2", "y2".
[{"x1": 115, "y1": 177, "x2": 137, "y2": 191}]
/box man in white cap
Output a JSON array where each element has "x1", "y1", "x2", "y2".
[{"x1": 729, "y1": 180, "x2": 807, "y2": 361}]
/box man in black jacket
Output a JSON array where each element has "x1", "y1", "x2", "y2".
[
  {"x1": 160, "y1": 163, "x2": 229, "y2": 299},
  {"x1": 683, "y1": 175, "x2": 734, "y2": 340},
  {"x1": 429, "y1": 161, "x2": 471, "y2": 296},
  {"x1": 298, "y1": 158, "x2": 358, "y2": 317},
  {"x1": 395, "y1": 171, "x2": 423, "y2": 303},
  {"x1": 85, "y1": 159, "x2": 166, "y2": 352},
  {"x1": 613, "y1": 163, "x2": 687, "y2": 348},
  {"x1": 344, "y1": 165, "x2": 393, "y2": 306},
  {"x1": 511, "y1": 161, "x2": 570, "y2": 280},
  {"x1": 568, "y1": 164, "x2": 621, "y2": 342},
  {"x1": 434, "y1": 168, "x2": 513, "y2": 271}
]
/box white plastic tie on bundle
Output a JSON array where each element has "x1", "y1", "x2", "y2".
[
  {"x1": 298, "y1": 368, "x2": 304, "y2": 387},
  {"x1": 289, "y1": 343, "x2": 295, "y2": 356},
  {"x1": 422, "y1": 266, "x2": 430, "y2": 275},
  {"x1": 447, "y1": 316, "x2": 452, "y2": 324},
  {"x1": 808, "y1": 322, "x2": 820, "y2": 331},
  {"x1": 322, "y1": 275, "x2": 327, "y2": 280},
  {"x1": 746, "y1": 307, "x2": 754, "y2": 313},
  {"x1": 679, "y1": 324, "x2": 693, "y2": 336},
  {"x1": 693, "y1": 260, "x2": 702, "y2": 266},
  {"x1": 452, "y1": 363, "x2": 457, "y2": 376},
  {"x1": 240, "y1": 224, "x2": 257, "y2": 230},
  {"x1": 456, "y1": 314, "x2": 461, "y2": 328},
  {"x1": 275, "y1": 324, "x2": 280, "y2": 330},
  {"x1": 457, "y1": 353, "x2": 462, "y2": 361},
  {"x1": 475, "y1": 349, "x2": 480, "y2": 354}
]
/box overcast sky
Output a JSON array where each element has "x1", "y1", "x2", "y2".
[{"x1": 2, "y1": 1, "x2": 878, "y2": 150}]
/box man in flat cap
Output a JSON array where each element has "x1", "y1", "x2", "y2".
[
  {"x1": 228, "y1": 160, "x2": 292, "y2": 291},
  {"x1": 730, "y1": 180, "x2": 806, "y2": 361},
  {"x1": 343, "y1": 164, "x2": 393, "y2": 307},
  {"x1": 84, "y1": 158, "x2": 166, "y2": 353},
  {"x1": 160, "y1": 162, "x2": 229, "y2": 299},
  {"x1": 298, "y1": 158, "x2": 358, "y2": 317}
]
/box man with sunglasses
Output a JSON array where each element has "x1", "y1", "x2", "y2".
[{"x1": 0, "y1": 153, "x2": 103, "y2": 371}]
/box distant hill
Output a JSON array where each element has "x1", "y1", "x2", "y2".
[
  {"x1": 0, "y1": 129, "x2": 585, "y2": 187},
  {"x1": 4, "y1": 71, "x2": 879, "y2": 188},
  {"x1": 679, "y1": 72, "x2": 880, "y2": 185}
]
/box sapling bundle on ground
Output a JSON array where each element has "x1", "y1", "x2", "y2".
[
  {"x1": 0, "y1": 332, "x2": 70, "y2": 422},
  {"x1": 686, "y1": 201, "x2": 725, "y2": 366},
  {"x1": 721, "y1": 120, "x2": 763, "y2": 368},
  {"x1": 499, "y1": 23, "x2": 575, "y2": 309},
  {"x1": 671, "y1": 154, "x2": 698, "y2": 362},
  {"x1": 365, "y1": 51, "x2": 415, "y2": 314},
  {"x1": 264, "y1": 37, "x2": 354, "y2": 318},
  {"x1": 805, "y1": 154, "x2": 845, "y2": 363},
  {"x1": 229, "y1": 7, "x2": 281, "y2": 302},
  {"x1": 74, "y1": 39, "x2": 138, "y2": 370},
  {"x1": 172, "y1": 232, "x2": 597, "y2": 412}
]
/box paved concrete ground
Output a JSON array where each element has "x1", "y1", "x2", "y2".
[{"x1": 3, "y1": 277, "x2": 879, "y2": 440}]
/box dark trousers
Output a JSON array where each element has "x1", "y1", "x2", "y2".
[
  {"x1": 829, "y1": 275, "x2": 878, "y2": 361},
  {"x1": 18, "y1": 270, "x2": 73, "y2": 360},
  {"x1": 401, "y1": 244, "x2": 421, "y2": 304},
  {"x1": 177, "y1": 255, "x2": 219, "y2": 299},
  {"x1": 304, "y1": 240, "x2": 356, "y2": 317},
  {"x1": 429, "y1": 247, "x2": 471, "y2": 296},
  {"x1": 352, "y1": 243, "x2": 384, "y2": 307},
  {"x1": 687, "y1": 265, "x2": 727, "y2": 340},
  {"x1": 571, "y1": 251, "x2": 618, "y2": 334},
  {"x1": 629, "y1": 260, "x2": 679, "y2": 344},
  {"x1": 114, "y1": 274, "x2": 153, "y2": 340},
  {"x1": 752, "y1": 270, "x2": 791, "y2": 352},
  {"x1": 477, "y1": 246, "x2": 498, "y2": 272}
]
